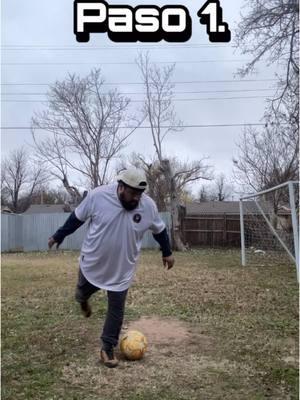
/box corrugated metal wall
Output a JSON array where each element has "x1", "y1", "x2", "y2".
[
  {"x1": 1, "y1": 212, "x2": 171, "y2": 252},
  {"x1": 1, "y1": 214, "x2": 23, "y2": 252}
]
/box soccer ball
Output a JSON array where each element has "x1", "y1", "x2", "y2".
[{"x1": 120, "y1": 330, "x2": 147, "y2": 360}]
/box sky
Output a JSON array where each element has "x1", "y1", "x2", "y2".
[{"x1": 1, "y1": 0, "x2": 280, "y2": 196}]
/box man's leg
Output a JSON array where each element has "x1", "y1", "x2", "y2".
[
  {"x1": 75, "y1": 268, "x2": 99, "y2": 317},
  {"x1": 100, "y1": 289, "x2": 128, "y2": 367}
]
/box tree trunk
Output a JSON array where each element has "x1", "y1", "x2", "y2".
[
  {"x1": 62, "y1": 175, "x2": 82, "y2": 205},
  {"x1": 162, "y1": 159, "x2": 186, "y2": 251}
]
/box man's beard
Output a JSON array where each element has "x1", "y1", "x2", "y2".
[{"x1": 118, "y1": 192, "x2": 139, "y2": 211}]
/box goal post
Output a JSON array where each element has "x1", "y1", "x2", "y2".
[
  {"x1": 239, "y1": 181, "x2": 299, "y2": 281},
  {"x1": 288, "y1": 181, "x2": 299, "y2": 276}
]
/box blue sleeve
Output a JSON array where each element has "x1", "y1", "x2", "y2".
[
  {"x1": 52, "y1": 211, "x2": 85, "y2": 246},
  {"x1": 152, "y1": 228, "x2": 172, "y2": 257}
]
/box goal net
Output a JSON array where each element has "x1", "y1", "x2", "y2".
[{"x1": 239, "y1": 181, "x2": 299, "y2": 279}]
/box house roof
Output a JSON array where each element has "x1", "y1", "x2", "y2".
[
  {"x1": 23, "y1": 204, "x2": 73, "y2": 214},
  {"x1": 185, "y1": 201, "x2": 290, "y2": 216}
]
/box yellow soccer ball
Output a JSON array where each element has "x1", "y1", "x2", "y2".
[{"x1": 120, "y1": 330, "x2": 147, "y2": 360}]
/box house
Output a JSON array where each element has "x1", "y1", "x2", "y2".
[{"x1": 23, "y1": 204, "x2": 73, "y2": 214}]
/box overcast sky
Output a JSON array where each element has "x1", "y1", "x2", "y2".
[{"x1": 1, "y1": 0, "x2": 279, "y2": 195}]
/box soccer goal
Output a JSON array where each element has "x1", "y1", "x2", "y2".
[{"x1": 239, "y1": 181, "x2": 299, "y2": 281}]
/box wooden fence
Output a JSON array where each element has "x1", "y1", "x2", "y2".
[{"x1": 182, "y1": 214, "x2": 241, "y2": 247}]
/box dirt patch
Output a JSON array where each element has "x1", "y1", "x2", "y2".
[
  {"x1": 120, "y1": 316, "x2": 214, "y2": 363},
  {"x1": 122, "y1": 316, "x2": 191, "y2": 346}
]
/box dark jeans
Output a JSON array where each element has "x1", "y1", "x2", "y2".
[{"x1": 75, "y1": 268, "x2": 128, "y2": 350}]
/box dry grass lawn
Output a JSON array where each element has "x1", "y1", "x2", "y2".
[{"x1": 2, "y1": 249, "x2": 299, "y2": 400}]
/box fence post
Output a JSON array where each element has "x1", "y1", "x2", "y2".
[
  {"x1": 223, "y1": 213, "x2": 227, "y2": 246},
  {"x1": 239, "y1": 199, "x2": 246, "y2": 266}
]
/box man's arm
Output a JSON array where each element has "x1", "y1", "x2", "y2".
[
  {"x1": 152, "y1": 228, "x2": 175, "y2": 270},
  {"x1": 48, "y1": 211, "x2": 85, "y2": 249}
]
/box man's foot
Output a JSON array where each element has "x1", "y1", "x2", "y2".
[
  {"x1": 100, "y1": 348, "x2": 119, "y2": 368},
  {"x1": 80, "y1": 301, "x2": 92, "y2": 318}
]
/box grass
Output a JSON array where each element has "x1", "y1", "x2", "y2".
[{"x1": 2, "y1": 249, "x2": 299, "y2": 400}]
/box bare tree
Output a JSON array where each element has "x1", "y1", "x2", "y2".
[
  {"x1": 137, "y1": 53, "x2": 212, "y2": 250},
  {"x1": 198, "y1": 174, "x2": 234, "y2": 202},
  {"x1": 235, "y1": 1, "x2": 299, "y2": 199},
  {"x1": 211, "y1": 174, "x2": 233, "y2": 201},
  {"x1": 265, "y1": 85, "x2": 299, "y2": 146},
  {"x1": 1, "y1": 148, "x2": 48, "y2": 212},
  {"x1": 30, "y1": 186, "x2": 71, "y2": 205},
  {"x1": 32, "y1": 69, "x2": 140, "y2": 204},
  {"x1": 233, "y1": 125, "x2": 299, "y2": 192},
  {"x1": 198, "y1": 185, "x2": 210, "y2": 202},
  {"x1": 236, "y1": 0, "x2": 299, "y2": 109},
  {"x1": 215, "y1": 174, "x2": 226, "y2": 201}
]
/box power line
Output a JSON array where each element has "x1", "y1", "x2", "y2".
[
  {"x1": 0, "y1": 79, "x2": 278, "y2": 86},
  {"x1": 1, "y1": 123, "x2": 267, "y2": 131},
  {"x1": 1, "y1": 95, "x2": 271, "y2": 103},
  {"x1": 1, "y1": 43, "x2": 234, "y2": 48},
  {"x1": 1, "y1": 88, "x2": 275, "y2": 96},
  {"x1": 2, "y1": 44, "x2": 232, "y2": 50},
  {"x1": 2, "y1": 59, "x2": 249, "y2": 66}
]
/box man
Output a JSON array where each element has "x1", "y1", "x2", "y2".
[{"x1": 48, "y1": 168, "x2": 174, "y2": 368}]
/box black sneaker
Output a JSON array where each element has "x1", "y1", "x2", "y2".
[
  {"x1": 100, "y1": 348, "x2": 119, "y2": 368},
  {"x1": 80, "y1": 301, "x2": 92, "y2": 318}
]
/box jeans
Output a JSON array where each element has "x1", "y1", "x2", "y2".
[{"x1": 75, "y1": 268, "x2": 128, "y2": 350}]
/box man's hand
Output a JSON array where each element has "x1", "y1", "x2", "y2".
[
  {"x1": 162, "y1": 255, "x2": 175, "y2": 270},
  {"x1": 48, "y1": 237, "x2": 60, "y2": 250}
]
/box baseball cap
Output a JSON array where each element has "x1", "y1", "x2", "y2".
[{"x1": 117, "y1": 168, "x2": 148, "y2": 191}]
